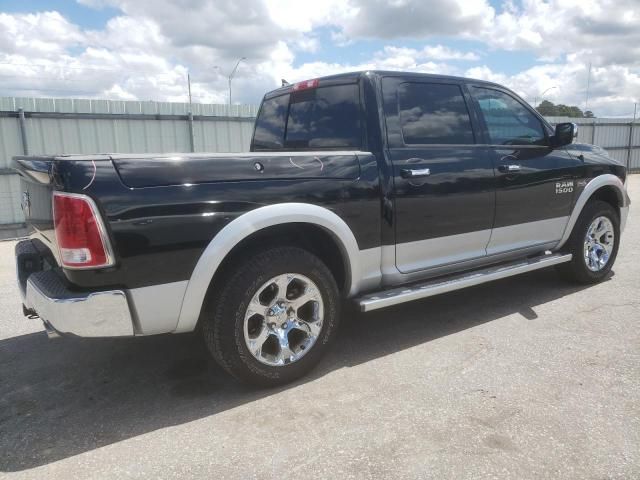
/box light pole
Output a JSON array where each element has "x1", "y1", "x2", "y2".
[
  {"x1": 187, "y1": 72, "x2": 192, "y2": 109},
  {"x1": 228, "y1": 57, "x2": 246, "y2": 106},
  {"x1": 534, "y1": 86, "x2": 558, "y2": 108}
]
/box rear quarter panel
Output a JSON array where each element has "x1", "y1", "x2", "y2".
[{"x1": 63, "y1": 152, "x2": 381, "y2": 290}]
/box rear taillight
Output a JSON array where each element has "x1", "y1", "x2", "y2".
[{"x1": 52, "y1": 192, "x2": 114, "y2": 269}]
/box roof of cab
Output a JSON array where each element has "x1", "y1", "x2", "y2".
[{"x1": 263, "y1": 70, "x2": 505, "y2": 99}]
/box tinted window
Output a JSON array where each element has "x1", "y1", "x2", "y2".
[
  {"x1": 398, "y1": 83, "x2": 474, "y2": 145},
  {"x1": 285, "y1": 84, "x2": 361, "y2": 149},
  {"x1": 473, "y1": 87, "x2": 546, "y2": 146},
  {"x1": 252, "y1": 84, "x2": 362, "y2": 150},
  {"x1": 252, "y1": 94, "x2": 288, "y2": 150}
]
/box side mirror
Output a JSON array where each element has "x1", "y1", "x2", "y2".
[{"x1": 552, "y1": 122, "x2": 578, "y2": 147}]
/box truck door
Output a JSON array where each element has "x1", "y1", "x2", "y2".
[
  {"x1": 468, "y1": 86, "x2": 580, "y2": 255},
  {"x1": 381, "y1": 77, "x2": 496, "y2": 273}
]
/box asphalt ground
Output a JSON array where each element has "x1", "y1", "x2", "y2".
[{"x1": 1, "y1": 176, "x2": 638, "y2": 479}]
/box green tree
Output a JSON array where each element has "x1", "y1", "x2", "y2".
[
  {"x1": 584, "y1": 110, "x2": 595, "y2": 118},
  {"x1": 536, "y1": 100, "x2": 557, "y2": 116},
  {"x1": 555, "y1": 104, "x2": 571, "y2": 116},
  {"x1": 535, "y1": 100, "x2": 585, "y2": 118}
]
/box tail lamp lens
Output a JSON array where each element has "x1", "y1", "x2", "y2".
[{"x1": 52, "y1": 192, "x2": 113, "y2": 268}]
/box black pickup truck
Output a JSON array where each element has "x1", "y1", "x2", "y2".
[{"x1": 14, "y1": 71, "x2": 630, "y2": 386}]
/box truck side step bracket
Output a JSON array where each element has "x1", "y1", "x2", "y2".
[{"x1": 357, "y1": 253, "x2": 572, "y2": 312}]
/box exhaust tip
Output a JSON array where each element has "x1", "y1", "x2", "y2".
[{"x1": 22, "y1": 304, "x2": 38, "y2": 318}]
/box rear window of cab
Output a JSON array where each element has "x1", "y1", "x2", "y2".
[{"x1": 252, "y1": 83, "x2": 362, "y2": 151}]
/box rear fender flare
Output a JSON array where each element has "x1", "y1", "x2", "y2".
[{"x1": 174, "y1": 203, "x2": 363, "y2": 333}]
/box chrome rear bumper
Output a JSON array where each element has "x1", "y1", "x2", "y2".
[
  {"x1": 17, "y1": 240, "x2": 135, "y2": 337},
  {"x1": 25, "y1": 271, "x2": 134, "y2": 337}
]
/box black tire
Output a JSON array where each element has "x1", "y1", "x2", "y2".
[
  {"x1": 201, "y1": 246, "x2": 340, "y2": 387},
  {"x1": 556, "y1": 200, "x2": 620, "y2": 284}
]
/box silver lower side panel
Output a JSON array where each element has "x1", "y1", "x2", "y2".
[
  {"x1": 620, "y1": 205, "x2": 629, "y2": 233},
  {"x1": 486, "y1": 217, "x2": 568, "y2": 255},
  {"x1": 127, "y1": 281, "x2": 188, "y2": 334}
]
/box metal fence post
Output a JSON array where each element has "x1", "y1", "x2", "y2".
[
  {"x1": 591, "y1": 121, "x2": 596, "y2": 145},
  {"x1": 627, "y1": 122, "x2": 634, "y2": 170},
  {"x1": 17, "y1": 108, "x2": 29, "y2": 155},
  {"x1": 187, "y1": 111, "x2": 195, "y2": 152}
]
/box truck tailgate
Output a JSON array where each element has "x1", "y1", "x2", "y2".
[
  {"x1": 12, "y1": 154, "x2": 112, "y2": 255},
  {"x1": 12, "y1": 156, "x2": 57, "y2": 249}
]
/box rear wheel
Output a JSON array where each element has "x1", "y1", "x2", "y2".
[
  {"x1": 556, "y1": 200, "x2": 620, "y2": 284},
  {"x1": 202, "y1": 246, "x2": 340, "y2": 387}
]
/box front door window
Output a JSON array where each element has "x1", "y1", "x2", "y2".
[{"x1": 473, "y1": 87, "x2": 546, "y2": 146}]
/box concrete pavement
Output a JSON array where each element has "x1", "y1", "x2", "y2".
[{"x1": 1, "y1": 176, "x2": 639, "y2": 479}]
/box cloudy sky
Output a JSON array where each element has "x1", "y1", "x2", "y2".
[{"x1": 0, "y1": 0, "x2": 638, "y2": 116}]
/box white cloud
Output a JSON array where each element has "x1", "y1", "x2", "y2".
[
  {"x1": 380, "y1": 45, "x2": 480, "y2": 62},
  {"x1": 321, "y1": 0, "x2": 640, "y2": 70},
  {"x1": 0, "y1": 11, "x2": 84, "y2": 57},
  {"x1": 335, "y1": 0, "x2": 495, "y2": 39},
  {"x1": 80, "y1": 0, "x2": 287, "y2": 63},
  {"x1": 0, "y1": 11, "x2": 191, "y2": 101},
  {"x1": 483, "y1": 0, "x2": 640, "y2": 68},
  {"x1": 0, "y1": 0, "x2": 638, "y2": 117},
  {"x1": 264, "y1": 0, "x2": 354, "y2": 32},
  {"x1": 293, "y1": 36, "x2": 320, "y2": 53},
  {"x1": 465, "y1": 61, "x2": 640, "y2": 116}
]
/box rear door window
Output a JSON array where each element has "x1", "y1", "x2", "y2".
[
  {"x1": 252, "y1": 83, "x2": 362, "y2": 151},
  {"x1": 398, "y1": 83, "x2": 474, "y2": 145}
]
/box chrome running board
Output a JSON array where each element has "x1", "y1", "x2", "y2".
[{"x1": 357, "y1": 253, "x2": 572, "y2": 312}]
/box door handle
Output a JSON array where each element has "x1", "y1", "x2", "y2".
[
  {"x1": 400, "y1": 167, "x2": 431, "y2": 178},
  {"x1": 498, "y1": 164, "x2": 521, "y2": 173}
]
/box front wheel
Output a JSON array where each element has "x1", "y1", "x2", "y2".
[
  {"x1": 556, "y1": 200, "x2": 620, "y2": 284},
  {"x1": 202, "y1": 246, "x2": 340, "y2": 387}
]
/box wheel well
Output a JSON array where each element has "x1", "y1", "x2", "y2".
[
  {"x1": 206, "y1": 223, "x2": 349, "y2": 302},
  {"x1": 589, "y1": 185, "x2": 622, "y2": 215}
]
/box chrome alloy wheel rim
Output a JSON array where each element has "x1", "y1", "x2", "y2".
[
  {"x1": 243, "y1": 273, "x2": 324, "y2": 366},
  {"x1": 584, "y1": 216, "x2": 615, "y2": 272}
]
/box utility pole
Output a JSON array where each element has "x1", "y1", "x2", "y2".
[
  {"x1": 186, "y1": 72, "x2": 195, "y2": 152},
  {"x1": 228, "y1": 57, "x2": 246, "y2": 106},
  {"x1": 584, "y1": 62, "x2": 592, "y2": 112}
]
